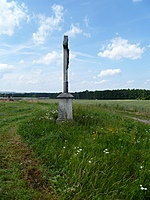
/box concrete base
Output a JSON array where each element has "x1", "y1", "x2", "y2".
[{"x1": 56, "y1": 93, "x2": 74, "y2": 122}]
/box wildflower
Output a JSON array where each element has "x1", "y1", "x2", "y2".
[
  {"x1": 75, "y1": 147, "x2": 82, "y2": 155},
  {"x1": 63, "y1": 146, "x2": 66, "y2": 149},
  {"x1": 140, "y1": 166, "x2": 144, "y2": 169},
  {"x1": 103, "y1": 149, "x2": 109, "y2": 154},
  {"x1": 140, "y1": 185, "x2": 147, "y2": 191},
  {"x1": 73, "y1": 147, "x2": 83, "y2": 156},
  {"x1": 88, "y1": 160, "x2": 92, "y2": 163},
  {"x1": 51, "y1": 110, "x2": 58, "y2": 114}
]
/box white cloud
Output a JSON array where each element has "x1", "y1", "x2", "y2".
[
  {"x1": 83, "y1": 33, "x2": 91, "y2": 38},
  {"x1": 0, "y1": 0, "x2": 27, "y2": 36},
  {"x1": 33, "y1": 50, "x2": 76, "y2": 65},
  {"x1": 33, "y1": 4, "x2": 64, "y2": 45},
  {"x1": 84, "y1": 16, "x2": 89, "y2": 27},
  {"x1": 132, "y1": 0, "x2": 142, "y2": 2},
  {"x1": 0, "y1": 63, "x2": 15, "y2": 72},
  {"x1": 19, "y1": 60, "x2": 24, "y2": 64},
  {"x1": 0, "y1": 63, "x2": 15, "y2": 78},
  {"x1": 98, "y1": 37, "x2": 145, "y2": 60},
  {"x1": 95, "y1": 80, "x2": 108, "y2": 84},
  {"x1": 33, "y1": 51, "x2": 62, "y2": 65},
  {"x1": 14, "y1": 70, "x2": 62, "y2": 92},
  {"x1": 127, "y1": 80, "x2": 135, "y2": 84},
  {"x1": 144, "y1": 79, "x2": 150, "y2": 83},
  {"x1": 69, "y1": 53, "x2": 76, "y2": 60},
  {"x1": 65, "y1": 24, "x2": 82, "y2": 37},
  {"x1": 98, "y1": 69, "x2": 121, "y2": 77}
]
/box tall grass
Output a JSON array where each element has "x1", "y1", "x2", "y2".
[
  {"x1": 18, "y1": 102, "x2": 150, "y2": 200},
  {"x1": 73, "y1": 99, "x2": 150, "y2": 119}
]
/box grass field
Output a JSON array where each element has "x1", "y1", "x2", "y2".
[
  {"x1": 39, "y1": 99, "x2": 150, "y2": 119},
  {"x1": 0, "y1": 100, "x2": 150, "y2": 199}
]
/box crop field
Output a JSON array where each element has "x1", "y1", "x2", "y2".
[{"x1": 0, "y1": 100, "x2": 150, "y2": 199}]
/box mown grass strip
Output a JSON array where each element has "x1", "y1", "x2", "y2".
[{"x1": 0, "y1": 101, "x2": 57, "y2": 200}]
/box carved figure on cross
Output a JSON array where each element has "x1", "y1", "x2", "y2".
[{"x1": 63, "y1": 35, "x2": 69, "y2": 93}]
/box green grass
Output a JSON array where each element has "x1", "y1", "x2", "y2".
[
  {"x1": 1, "y1": 100, "x2": 150, "y2": 199},
  {"x1": 39, "y1": 99, "x2": 150, "y2": 118},
  {"x1": 17, "y1": 100, "x2": 150, "y2": 200},
  {"x1": 0, "y1": 101, "x2": 56, "y2": 200},
  {"x1": 73, "y1": 99, "x2": 150, "y2": 119}
]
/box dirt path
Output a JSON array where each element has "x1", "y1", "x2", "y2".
[{"x1": 128, "y1": 116, "x2": 150, "y2": 125}]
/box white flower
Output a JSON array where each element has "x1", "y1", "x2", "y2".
[
  {"x1": 88, "y1": 160, "x2": 92, "y2": 163},
  {"x1": 140, "y1": 184, "x2": 147, "y2": 191},
  {"x1": 103, "y1": 149, "x2": 109, "y2": 154}
]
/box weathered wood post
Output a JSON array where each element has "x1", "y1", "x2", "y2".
[{"x1": 57, "y1": 36, "x2": 73, "y2": 122}]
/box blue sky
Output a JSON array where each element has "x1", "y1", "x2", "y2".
[{"x1": 0, "y1": 0, "x2": 150, "y2": 92}]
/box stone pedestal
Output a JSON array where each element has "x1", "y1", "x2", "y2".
[{"x1": 57, "y1": 93, "x2": 73, "y2": 122}]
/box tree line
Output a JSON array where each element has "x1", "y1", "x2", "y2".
[
  {"x1": 72, "y1": 89, "x2": 150, "y2": 100},
  {"x1": 0, "y1": 89, "x2": 150, "y2": 100}
]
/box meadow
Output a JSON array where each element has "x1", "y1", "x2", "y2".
[{"x1": 0, "y1": 100, "x2": 150, "y2": 199}]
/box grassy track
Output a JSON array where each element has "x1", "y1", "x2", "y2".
[
  {"x1": 1, "y1": 100, "x2": 150, "y2": 199},
  {"x1": 0, "y1": 101, "x2": 56, "y2": 200}
]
